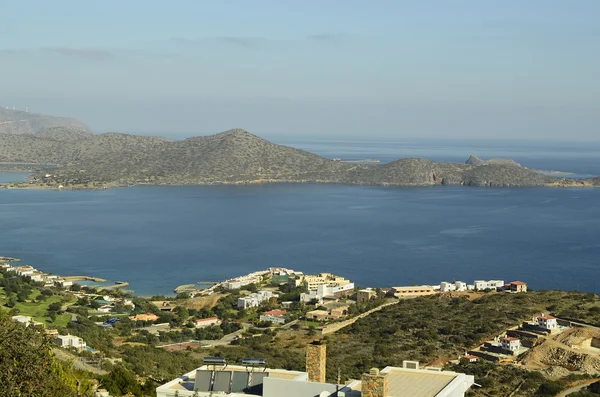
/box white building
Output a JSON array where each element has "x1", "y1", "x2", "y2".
[
  {"x1": 537, "y1": 315, "x2": 558, "y2": 331},
  {"x1": 54, "y1": 279, "x2": 73, "y2": 288},
  {"x1": 300, "y1": 282, "x2": 355, "y2": 303},
  {"x1": 156, "y1": 357, "x2": 475, "y2": 397},
  {"x1": 501, "y1": 337, "x2": 521, "y2": 352},
  {"x1": 195, "y1": 317, "x2": 222, "y2": 328},
  {"x1": 54, "y1": 335, "x2": 87, "y2": 351},
  {"x1": 259, "y1": 310, "x2": 288, "y2": 325},
  {"x1": 440, "y1": 281, "x2": 468, "y2": 292},
  {"x1": 11, "y1": 315, "x2": 44, "y2": 327},
  {"x1": 237, "y1": 290, "x2": 274, "y2": 309},
  {"x1": 98, "y1": 305, "x2": 113, "y2": 313},
  {"x1": 474, "y1": 280, "x2": 504, "y2": 291}
]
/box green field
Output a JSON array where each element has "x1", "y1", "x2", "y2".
[{"x1": 0, "y1": 287, "x2": 73, "y2": 328}]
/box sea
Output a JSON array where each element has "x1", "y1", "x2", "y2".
[{"x1": 1, "y1": 138, "x2": 599, "y2": 296}]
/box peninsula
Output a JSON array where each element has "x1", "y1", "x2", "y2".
[{"x1": 1, "y1": 109, "x2": 598, "y2": 189}]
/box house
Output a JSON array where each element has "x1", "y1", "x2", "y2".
[
  {"x1": 152, "y1": 301, "x2": 176, "y2": 312},
  {"x1": 281, "y1": 301, "x2": 294, "y2": 309},
  {"x1": 54, "y1": 335, "x2": 87, "y2": 351},
  {"x1": 508, "y1": 281, "x2": 527, "y2": 293},
  {"x1": 464, "y1": 354, "x2": 478, "y2": 363},
  {"x1": 306, "y1": 310, "x2": 330, "y2": 321},
  {"x1": 329, "y1": 305, "x2": 350, "y2": 319},
  {"x1": 29, "y1": 272, "x2": 45, "y2": 282},
  {"x1": 237, "y1": 290, "x2": 274, "y2": 309},
  {"x1": 300, "y1": 281, "x2": 355, "y2": 303},
  {"x1": 195, "y1": 317, "x2": 222, "y2": 328},
  {"x1": 259, "y1": 310, "x2": 288, "y2": 325},
  {"x1": 156, "y1": 345, "x2": 475, "y2": 397},
  {"x1": 537, "y1": 314, "x2": 558, "y2": 331},
  {"x1": 501, "y1": 337, "x2": 521, "y2": 352},
  {"x1": 474, "y1": 280, "x2": 504, "y2": 291},
  {"x1": 11, "y1": 315, "x2": 44, "y2": 327},
  {"x1": 54, "y1": 279, "x2": 73, "y2": 288},
  {"x1": 357, "y1": 288, "x2": 377, "y2": 303},
  {"x1": 45, "y1": 329, "x2": 60, "y2": 337},
  {"x1": 129, "y1": 313, "x2": 160, "y2": 322},
  {"x1": 391, "y1": 285, "x2": 436, "y2": 297},
  {"x1": 223, "y1": 280, "x2": 242, "y2": 290}
]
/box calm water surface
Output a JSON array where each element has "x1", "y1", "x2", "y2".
[{"x1": 0, "y1": 140, "x2": 598, "y2": 295}]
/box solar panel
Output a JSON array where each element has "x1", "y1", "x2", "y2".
[
  {"x1": 250, "y1": 372, "x2": 269, "y2": 386},
  {"x1": 212, "y1": 371, "x2": 232, "y2": 393},
  {"x1": 247, "y1": 372, "x2": 269, "y2": 395},
  {"x1": 231, "y1": 371, "x2": 250, "y2": 393},
  {"x1": 204, "y1": 356, "x2": 227, "y2": 365},
  {"x1": 242, "y1": 358, "x2": 266, "y2": 366},
  {"x1": 194, "y1": 370, "x2": 212, "y2": 392}
]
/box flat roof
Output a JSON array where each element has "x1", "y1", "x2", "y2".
[
  {"x1": 381, "y1": 368, "x2": 458, "y2": 397},
  {"x1": 159, "y1": 365, "x2": 306, "y2": 393}
]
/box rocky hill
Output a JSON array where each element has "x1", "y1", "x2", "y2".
[
  {"x1": 0, "y1": 126, "x2": 594, "y2": 188},
  {"x1": 0, "y1": 108, "x2": 91, "y2": 135}
]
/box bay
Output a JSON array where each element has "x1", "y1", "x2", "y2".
[
  {"x1": 0, "y1": 139, "x2": 599, "y2": 296},
  {"x1": 0, "y1": 184, "x2": 599, "y2": 296}
]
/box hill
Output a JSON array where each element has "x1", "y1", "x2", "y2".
[
  {"x1": 0, "y1": 127, "x2": 594, "y2": 188},
  {"x1": 0, "y1": 108, "x2": 91, "y2": 135}
]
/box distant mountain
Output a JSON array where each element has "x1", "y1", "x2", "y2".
[
  {"x1": 0, "y1": 108, "x2": 91, "y2": 135},
  {"x1": 0, "y1": 125, "x2": 594, "y2": 188}
]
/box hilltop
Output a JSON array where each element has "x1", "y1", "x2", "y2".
[
  {"x1": 0, "y1": 108, "x2": 91, "y2": 135},
  {"x1": 0, "y1": 125, "x2": 596, "y2": 188}
]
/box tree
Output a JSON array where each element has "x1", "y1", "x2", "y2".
[
  {"x1": 0, "y1": 313, "x2": 78, "y2": 397},
  {"x1": 100, "y1": 365, "x2": 142, "y2": 396}
]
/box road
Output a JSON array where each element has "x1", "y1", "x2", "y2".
[
  {"x1": 199, "y1": 323, "x2": 251, "y2": 347},
  {"x1": 556, "y1": 379, "x2": 597, "y2": 397}
]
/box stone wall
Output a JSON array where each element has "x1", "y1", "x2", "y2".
[
  {"x1": 319, "y1": 300, "x2": 399, "y2": 335},
  {"x1": 361, "y1": 369, "x2": 388, "y2": 397}
]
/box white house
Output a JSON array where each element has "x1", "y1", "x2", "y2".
[
  {"x1": 29, "y1": 273, "x2": 45, "y2": 282},
  {"x1": 54, "y1": 279, "x2": 73, "y2": 288},
  {"x1": 54, "y1": 335, "x2": 87, "y2": 351},
  {"x1": 11, "y1": 315, "x2": 43, "y2": 327},
  {"x1": 259, "y1": 310, "x2": 288, "y2": 325},
  {"x1": 537, "y1": 314, "x2": 558, "y2": 331},
  {"x1": 440, "y1": 281, "x2": 467, "y2": 292},
  {"x1": 300, "y1": 282, "x2": 355, "y2": 303},
  {"x1": 195, "y1": 317, "x2": 222, "y2": 328},
  {"x1": 501, "y1": 337, "x2": 521, "y2": 352},
  {"x1": 237, "y1": 290, "x2": 274, "y2": 309},
  {"x1": 474, "y1": 280, "x2": 504, "y2": 291}
]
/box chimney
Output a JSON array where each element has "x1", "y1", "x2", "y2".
[
  {"x1": 361, "y1": 368, "x2": 388, "y2": 397},
  {"x1": 306, "y1": 343, "x2": 326, "y2": 383}
]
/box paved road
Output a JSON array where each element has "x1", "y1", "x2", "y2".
[{"x1": 199, "y1": 323, "x2": 251, "y2": 347}]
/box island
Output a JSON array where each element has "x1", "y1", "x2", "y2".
[{"x1": 1, "y1": 108, "x2": 599, "y2": 190}]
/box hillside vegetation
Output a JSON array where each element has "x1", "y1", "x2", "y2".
[{"x1": 0, "y1": 118, "x2": 595, "y2": 188}]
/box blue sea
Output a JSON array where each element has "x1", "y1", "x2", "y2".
[{"x1": 0, "y1": 139, "x2": 599, "y2": 296}]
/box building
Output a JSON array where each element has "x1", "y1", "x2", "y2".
[
  {"x1": 305, "y1": 309, "x2": 330, "y2": 321},
  {"x1": 537, "y1": 314, "x2": 558, "y2": 331},
  {"x1": 463, "y1": 354, "x2": 478, "y2": 363},
  {"x1": 357, "y1": 288, "x2": 377, "y2": 303},
  {"x1": 507, "y1": 281, "x2": 527, "y2": 293},
  {"x1": 391, "y1": 285, "x2": 436, "y2": 297},
  {"x1": 300, "y1": 282, "x2": 355, "y2": 303},
  {"x1": 129, "y1": 313, "x2": 160, "y2": 322},
  {"x1": 440, "y1": 281, "x2": 468, "y2": 292},
  {"x1": 54, "y1": 279, "x2": 73, "y2": 288},
  {"x1": 290, "y1": 273, "x2": 351, "y2": 290},
  {"x1": 54, "y1": 335, "x2": 87, "y2": 351},
  {"x1": 501, "y1": 337, "x2": 521, "y2": 352},
  {"x1": 237, "y1": 291, "x2": 274, "y2": 309},
  {"x1": 259, "y1": 310, "x2": 288, "y2": 325},
  {"x1": 474, "y1": 280, "x2": 504, "y2": 291},
  {"x1": 156, "y1": 345, "x2": 475, "y2": 397},
  {"x1": 195, "y1": 317, "x2": 222, "y2": 328},
  {"x1": 11, "y1": 315, "x2": 44, "y2": 327}
]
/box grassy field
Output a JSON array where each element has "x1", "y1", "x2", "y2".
[{"x1": 0, "y1": 287, "x2": 72, "y2": 328}]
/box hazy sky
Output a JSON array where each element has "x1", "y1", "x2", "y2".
[{"x1": 1, "y1": 1, "x2": 599, "y2": 140}]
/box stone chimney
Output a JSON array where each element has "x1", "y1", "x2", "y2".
[
  {"x1": 306, "y1": 343, "x2": 326, "y2": 383},
  {"x1": 361, "y1": 368, "x2": 388, "y2": 397}
]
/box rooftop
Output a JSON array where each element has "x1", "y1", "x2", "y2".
[
  {"x1": 509, "y1": 281, "x2": 527, "y2": 285},
  {"x1": 539, "y1": 315, "x2": 557, "y2": 320},
  {"x1": 502, "y1": 337, "x2": 520, "y2": 342},
  {"x1": 262, "y1": 310, "x2": 287, "y2": 317}
]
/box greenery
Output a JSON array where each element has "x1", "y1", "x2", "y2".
[
  {"x1": 2, "y1": 117, "x2": 592, "y2": 187},
  {"x1": 0, "y1": 312, "x2": 89, "y2": 397},
  {"x1": 568, "y1": 381, "x2": 600, "y2": 396}
]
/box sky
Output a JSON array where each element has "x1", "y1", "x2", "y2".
[{"x1": 0, "y1": 0, "x2": 599, "y2": 140}]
